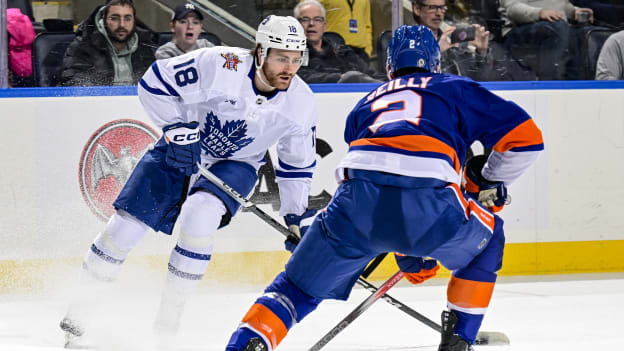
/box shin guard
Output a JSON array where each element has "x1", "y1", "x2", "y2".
[
  {"x1": 226, "y1": 272, "x2": 321, "y2": 350},
  {"x1": 446, "y1": 215, "x2": 505, "y2": 343}
]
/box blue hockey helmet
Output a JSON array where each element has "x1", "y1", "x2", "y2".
[{"x1": 387, "y1": 25, "x2": 440, "y2": 74}]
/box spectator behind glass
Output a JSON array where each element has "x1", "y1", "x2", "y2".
[
  {"x1": 595, "y1": 30, "x2": 624, "y2": 80},
  {"x1": 155, "y1": 3, "x2": 215, "y2": 60},
  {"x1": 295, "y1": 0, "x2": 380, "y2": 83},
  {"x1": 59, "y1": 0, "x2": 156, "y2": 86},
  {"x1": 317, "y1": 0, "x2": 373, "y2": 61},
  {"x1": 572, "y1": 0, "x2": 624, "y2": 27},
  {"x1": 411, "y1": 0, "x2": 494, "y2": 81},
  {"x1": 501, "y1": 0, "x2": 594, "y2": 80},
  {"x1": 6, "y1": 8, "x2": 36, "y2": 87}
]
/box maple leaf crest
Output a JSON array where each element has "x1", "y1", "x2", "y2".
[{"x1": 200, "y1": 112, "x2": 254, "y2": 158}]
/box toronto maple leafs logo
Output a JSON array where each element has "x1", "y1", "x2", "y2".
[
  {"x1": 221, "y1": 52, "x2": 242, "y2": 71},
  {"x1": 201, "y1": 112, "x2": 254, "y2": 158}
]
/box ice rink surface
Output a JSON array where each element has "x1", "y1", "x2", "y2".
[{"x1": 1, "y1": 271, "x2": 623, "y2": 351}]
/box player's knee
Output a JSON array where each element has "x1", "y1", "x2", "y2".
[
  {"x1": 230, "y1": 272, "x2": 321, "y2": 350},
  {"x1": 488, "y1": 215, "x2": 506, "y2": 269},
  {"x1": 177, "y1": 191, "x2": 226, "y2": 250},
  {"x1": 102, "y1": 210, "x2": 149, "y2": 253},
  {"x1": 266, "y1": 271, "x2": 322, "y2": 322},
  {"x1": 455, "y1": 215, "x2": 506, "y2": 280}
]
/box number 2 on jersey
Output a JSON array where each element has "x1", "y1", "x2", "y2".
[{"x1": 368, "y1": 90, "x2": 422, "y2": 133}]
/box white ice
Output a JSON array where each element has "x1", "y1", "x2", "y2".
[{"x1": 1, "y1": 269, "x2": 623, "y2": 351}]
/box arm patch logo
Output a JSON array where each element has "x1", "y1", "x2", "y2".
[
  {"x1": 221, "y1": 52, "x2": 242, "y2": 71},
  {"x1": 78, "y1": 119, "x2": 159, "y2": 222}
]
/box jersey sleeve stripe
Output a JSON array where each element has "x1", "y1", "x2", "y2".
[
  {"x1": 151, "y1": 62, "x2": 180, "y2": 97},
  {"x1": 492, "y1": 119, "x2": 544, "y2": 153},
  {"x1": 278, "y1": 159, "x2": 316, "y2": 170},
  {"x1": 350, "y1": 135, "x2": 460, "y2": 173},
  {"x1": 509, "y1": 144, "x2": 544, "y2": 152},
  {"x1": 139, "y1": 78, "x2": 170, "y2": 96},
  {"x1": 275, "y1": 170, "x2": 313, "y2": 179},
  {"x1": 173, "y1": 58, "x2": 195, "y2": 70}
]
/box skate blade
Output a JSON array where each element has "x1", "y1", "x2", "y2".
[
  {"x1": 64, "y1": 343, "x2": 94, "y2": 350},
  {"x1": 64, "y1": 334, "x2": 93, "y2": 350},
  {"x1": 475, "y1": 330, "x2": 510, "y2": 345}
]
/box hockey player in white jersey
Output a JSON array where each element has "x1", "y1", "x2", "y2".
[{"x1": 59, "y1": 15, "x2": 318, "y2": 348}]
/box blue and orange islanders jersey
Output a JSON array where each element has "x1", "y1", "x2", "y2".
[{"x1": 337, "y1": 72, "x2": 544, "y2": 186}]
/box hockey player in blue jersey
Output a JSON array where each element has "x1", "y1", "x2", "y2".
[
  {"x1": 59, "y1": 15, "x2": 319, "y2": 348},
  {"x1": 224, "y1": 25, "x2": 544, "y2": 351}
]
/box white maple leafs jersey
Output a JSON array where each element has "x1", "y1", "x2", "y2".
[{"x1": 138, "y1": 47, "x2": 318, "y2": 215}]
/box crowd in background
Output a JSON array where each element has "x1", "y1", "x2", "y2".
[{"x1": 4, "y1": 0, "x2": 624, "y2": 87}]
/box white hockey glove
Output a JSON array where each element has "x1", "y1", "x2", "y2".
[{"x1": 283, "y1": 209, "x2": 317, "y2": 252}]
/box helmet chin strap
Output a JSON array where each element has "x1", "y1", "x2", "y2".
[{"x1": 254, "y1": 56, "x2": 277, "y2": 91}]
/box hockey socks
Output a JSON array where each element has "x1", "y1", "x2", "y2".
[
  {"x1": 154, "y1": 191, "x2": 225, "y2": 334},
  {"x1": 154, "y1": 243, "x2": 212, "y2": 335},
  {"x1": 446, "y1": 216, "x2": 504, "y2": 343},
  {"x1": 226, "y1": 272, "x2": 321, "y2": 350}
]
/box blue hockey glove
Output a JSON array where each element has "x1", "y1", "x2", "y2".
[
  {"x1": 163, "y1": 122, "x2": 201, "y2": 176},
  {"x1": 462, "y1": 155, "x2": 508, "y2": 213},
  {"x1": 394, "y1": 253, "x2": 439, "y2": 285},
  {"x1": 283, "y1": 208, "x2": 317, "y2": 252}
]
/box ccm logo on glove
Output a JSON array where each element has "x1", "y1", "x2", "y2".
[
  {"x1": 165, "y1": 127, "x2": 200, "y2": 145},
  {"x1": 162, "y1": 122, "x2": 201, "y2": 176}
]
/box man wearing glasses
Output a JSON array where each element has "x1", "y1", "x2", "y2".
[
  {"x1": 411, "y1": 0, "x2": 492, "y2": 80},
  {"x1": 60, "y1": 0, "x2": 156, "y2": 86},
  {"x1": 294, "y1": 0, "x2": 380, "y2": 83}
]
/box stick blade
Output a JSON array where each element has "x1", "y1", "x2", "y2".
[{"x1": 475, "y1": 331, "x2": 510, "y2": 345}]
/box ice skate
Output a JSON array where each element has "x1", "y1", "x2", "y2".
[
  {"x1": 153, "y1": 292, "x2": 186, "y2": 351},
  {"x1": 243, "y1": 337, "x2": 267, "y2": 351},
  {"x1": 59, "y1": 316, "x2": 89, "y2": 349},
  {"x1": 438, "y1": 310, "x2": 474, "y2": 351}
]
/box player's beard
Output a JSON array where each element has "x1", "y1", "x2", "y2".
[
  {"x1": 107, "y1": 25, "x2": 135, "y2": 44},
  {"x1": 262, "y1": 65, "x2": 294, "y2": 90}
]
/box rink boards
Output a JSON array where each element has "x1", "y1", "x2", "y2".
[{"x1": 1, "y1": 81, "x2": 623, "y2": 292}]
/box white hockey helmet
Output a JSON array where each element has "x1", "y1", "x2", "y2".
[{"x1": 255, "y1": 15, "x2": 308, "y2": 67}]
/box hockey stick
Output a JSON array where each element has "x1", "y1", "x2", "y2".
[
  {"x1": 196, "y1": 163, "x2": 301, "y2": 245},
  {"x1": 196, "y1": 163, "x2": 509, "y2": 346},
  {"x1": 196, "y1": 163, "x2": 398, "y2": 293},
  {"x1": 308, "y1": 270, "x2": 405, "y2": 351},
  {"x1": 361, "y1": 253, "x2": 388, "y2": 279}
]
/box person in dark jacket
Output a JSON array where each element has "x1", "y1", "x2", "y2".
[
  {"x1": 411, "y1": 0, "x2": 496, "y2": 81},
  {"x1": 294, "y1": 0, "x2": 381, "y2": 83},
  {"x1": 59, "y1": 0, "x2": 156, "y2": 86}
]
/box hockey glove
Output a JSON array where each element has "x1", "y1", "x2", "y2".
[
  {"x1": 163, "y1": 122, "x2": 201, "y2": 176},
  {"x1": 394, "y1": 253, "x2": 439, "y2": 285},
  {"x1": 283, "y1": 208, "x2": 317, "y2": 252},
  {"x1": 462, "y1": 155, "x2": 508, "y2": 213}
]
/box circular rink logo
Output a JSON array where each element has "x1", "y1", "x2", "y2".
[{"x1": 79, "y1": 119, "x2": 159, "y2": 222}]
